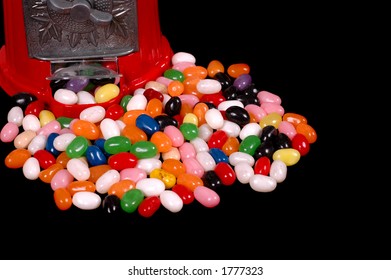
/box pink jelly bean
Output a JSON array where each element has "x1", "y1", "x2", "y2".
[
  {"x1": 37, "y1": 120, "x2": 62, "y2": 136},
  {"x1": 172, "y1": 61, "x2": 196, "y2": 72},
  {"x1": 182, "y1": 157, "x2": 205, "y2": 178},
  {"x1": 120, "y1": 167, "x2": 147, "y2": 182},
  {"x1": 164, "y1": 125, "x2": 185, "y2": 147},
  {"x1": 260, "y1": 102, "x2": 285, "y2": 116},
  {"x1": 278, "y1": 120, "x2": 297, "y2": 140},
  {"x1": 1, "y1": 122, "x2": 19, "y2": 142},
  {"x1": 194, "y1": 186, "x2": 220, "y2": 208},
  {"x1": 257, "y1": 90, "x2": 282, "y2": 104},
  {"x1": 244, "y1": 104, "x2": 267, "y2": 122},
  {"x1": 179, "y1": 142, "x2": 196, "y2": 160},
  {"x1": 155, "y1": 76, "x2": 173, "y2": 87},
  {"x1": 178, "y1": 94, "x2": 199, "y2": 108},
  {"x1": 51, "y1": 169, "x2": 74, "y2": 191}
]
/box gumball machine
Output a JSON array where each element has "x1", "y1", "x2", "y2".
[{"x1": 0, "y1": 0, "x2": 173, "y2": 118}]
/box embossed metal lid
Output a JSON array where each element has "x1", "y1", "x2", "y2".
[{"x1": 22, "y1": 0, "x2": 138, "y2": 61}]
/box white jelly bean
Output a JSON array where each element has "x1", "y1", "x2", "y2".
[
  {"x1": 221, "y1": 120, "x2": 241, "y2": 138},
  {"x1": 100, "y1": 118, "x2": 121, "y2": 139},
  {"x1": 196, "y1": 79, "x2": 222, "y2": 94},
  {"x1": 196, "y1": 151, "x2": 216, "y2": 171},
  {"x1": 197, "y1": 123, "x2": 213, "y2": 142},
  {"x1": 217, "y1": 100, "x2": 244, "y2": 111},
  {"x1": 190, "y1": 137, "x2": 209, "y2": 153},
  {"x1": 22, "y1": 114, "x2": 41, "y2": 132},
  {"x1": 204, "y1": 108, "x2": 224, "y2": 130},
  {"x1": 229, "y1": 151, "x2": 255, "y2": 167},
  {"x1": 54, "y1": 88, "x2": 78, "y2": 105},
  {"x1": 126, "y1": 94, "x2": 148, "y2": 111},
  {"x1": 27, "y1": 134, "x2": 47, "y2": 155},
  {"x1": 160, "y1": 190, "x2": 183, "y2": 213},
  {"x1": 7, "y1": 106, "x2": 24, "y2": 126},
  {"x1": 76, "y1": 90, "x2": 96, "y2": 105},
  {"x1": 234, "y1": 162, "x2": 255, "y2": 184},
  {"x1": 133, "y1": 88, "x2": 145, "y2": 95},
  {"x1": 269, "y1": 159, "x2": 287, "y2": 183},
  {"x1": 72, "y1": 191, "x2": 101, "y2": 210},
  {"x1": 249, "y1": 174, "x2": 277, "y2": 192},
  {"x1": 136, "y1": 178, "x2": 165, "y2": 197},
  {"x1": 67, "y1": 158, "x2": 91, "y2": 181},
  {"x1": 171, "y1": 51, "x2": 196, "y2": 65},
  {"x1": 95, "y1": 169, "x2": 120, "y2": 194},
  {"x1": 22, "y1": 157, "x2": 40, "y2": 180},
  {"x1": 239, "y1": 123, "x2": 262, "y2": 140},
  {"x1": 136, "y1": 158, "x2": 162, "y2": 174},
  {"x1": 116, "y1": 119, "x2": 126, "y2": 132},
  {"x1": 79, "y1": 105, "x2": 106, "y2": 123},
  {"x1": 53, "y1": 133, "x2": 77, "y2": 151}
]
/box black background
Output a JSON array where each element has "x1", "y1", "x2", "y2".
[{"x1": 0, "y1": 1, "x2": 385, "y2": 260}]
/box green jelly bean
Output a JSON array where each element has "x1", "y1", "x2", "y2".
[
  {"x1": 164, "y1": 69, "x2": 185, "y2": 82},
  {"x1": 239, "y1": 135, "x2": 261, "y2": 156},
  {"x1": 66, "y1": 136, "x2": 89, "y2": 158},
  {"x1": 121, "y1": 189, "x2": 144, "y2": 213},
  {"x1": 57, "y1": 116, "x2": 73, "y2": 128},
  {"x1": 104, "y1": 135, "x2": 131, "y2": 154},
  {"x1": 120, "y1": 95, "x2": 132, "y2": 111},
  {"x1": 180, "y1": 123, "x2": 198, "y2": 141},
  {"x1": 129, "y1": 141, "x2": 157, "y2": 159}
]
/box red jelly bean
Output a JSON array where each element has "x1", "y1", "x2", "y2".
[
  {"x1": 105, "y1": 103, "x2": 125, "y2": 120},
  {"x1": 253, "y1": 156, "x2": 271, "y2": 175},
  {"x1": 108, "y1": 152, "x2": 138, "y2": 170},
  {"x1": 138, "y1": 196, "x2": 161, "y2": 218},
  {"x1": 33, "y1": 149, "x2": 56, "y2": 169},
  {"x1": 214, "y1": 162, "x2": 236, "y2": 186},
  {"x1": 291, "y1": 133, "x2": 310, "y2": 156},
  {"x1": 172, "y1": 184, "x2": 194, "y2": 204},
  {"x1": 208, "y1": 130, "x2": 228, "y2": 149}
]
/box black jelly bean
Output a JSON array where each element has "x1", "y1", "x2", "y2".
[
  {"x1": 253, "y1": 140, "x2": 275, "y2": 161},
  {"x1": 164, "y1": 96, "x2": 182, "y2": 116},
  {"x1": 223, "y1": 85, "x2": 239, "y2": 100},
  {"x1": 102, "y1": 194, "x2": 122, "y2": 214},
  {"x1": 11, "y1": 92, "x2": 37, "y2": 110},
  {"x1": 154, "y1": 114, "x2": 179, "y2": 130},
  {"x1": 213, "y1": 72, "x2": 233, "y2": 91},
  {"x1": 202, "y1": 170, "x2": 223, "y2": 191},
  {"x1": 225, "y1": 105, "x2": 250, "y2": 127},
  {"x1": 274, "y1": 133, "x2": 292, "y2": 150},
  {"x1": 260, "y1": 125, "x2": 278, "y2": 143}
]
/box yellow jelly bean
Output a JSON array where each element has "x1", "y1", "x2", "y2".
[
  {"x1": 149, "y1": 168, "x2": 176, "y2": 189},
  {"x1": 182, "y1": 113, "x2": 198, "y2": 126},
  {"x1": 259, "y1": 112, "x2": 282, "y2": 128},
  {"x1": 94, "y1": 83, "x2": 120, "y2": 103},
  {"x1": 39, "y1": 110, "x2": 56, "y2": 127},
  {"x1": 272, "y1": 148, "x2": 301, "y2": 166}
]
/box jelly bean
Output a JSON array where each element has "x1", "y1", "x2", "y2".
[
  {"x1": 259, "y1": 112, "x2": 282, "y2": 128},
  {"x1": 277, "y1": 120, "x2": 297, "y2": 140},
  {"x1": 164, "y1": 96, "x2": 182, "y2": 116},
  {"x1": 0, "y1": 122, "x2": 20, "y2": 143},
  {"x1": 66, "y1": 77, "x2": 89, "y2": 92},
  {"x1": 156, "y1": 76, "x2": 173, "y2": 87},
  {"x1": 38, "y1": 110, "x2": 56, "y2": 127},
  {"x1": 160, "y1": 190, "x2": 183, "y2": 213},
  {"x1": 182, "y1": 77, "x2": 202, "y2": 97},
  {"x1": 108, "y1": 179, "x2": 136, "y2": 199},
  {"x1": 272, "y1": 148, "x2": 301, "y2": 166},
  {"x1": 85, "y1": 145, "x2": 107, "y2": 166},
  {"x1": 161, "y1": 147, "x2": 181, "y2": 161},
  {"x1": 7, "y1": 106, "x2": 24, "y2": 126},
  {"x1": 197, "y1": 123, "x2": 213, "y2": 142},
  {"x1": 172, "y1": 184, "x2": 194, "y2": 204},
  {"x1": 274, "y1": 133, "x2": 292, "y2": 149},
  {"x1": 67, "y1": 158, "x2": 91, "y2": 181},
  {"x1": 249, "y1": 174, "x2": 277, "y2": 192},
  {"x1": 33, "y1": 149, "x2": 56, "y2": 169},
  {"x1": 66, "y1": 136, "x2": 89, "y2": 158},
  {"x1": 54, "y1": 89, "x2": 78, "y2": 105},
  {"x1": 204, "y1": 108, "x2": 224, "y2": 130},
  {"x1": 207, "y1": 130, "x2": 228, "y2": 149},
  {"x1": 196, "y1": 79, "x2": 222, "y2": 94},
  {"x1": 138, "y1": 196, "x2": 161, "y2": 218},
  {"x1": 291, "y1": 133, "x2": 310, "y2": 156},
  {"x1": 103, "y1": 135, "x2": 131, "y2": 154},
  {"x1": 100, "y1": 118, "x2": 121, "y2": 139},
  {"x1": 213, "y1": 72, "x2": 233, "y2": 91},
  {"x1": 105, "y1": 103, "x2": 125, "y2": 120},
  {"x1": 135, "y1": 114, "x2": 160, "y2": 137},
  {"x1": 196, "y1": 151, "x2": 216, "y2": 172},
  {"x1": 239, "y1": 135, "x2": 261, "y2": 156},
  {"x1": 154, "y1": 115, "x2": 178, "y2": 131},
  {"x1": 190, "y1": 137, "x2": 209, "y2": 154},
  {"x1": 239, "y1": 123, "x2": 262, "y2": 140},
  {"x1": 136, "y1": 178, "x2": 165, "y2": 197},
  {"x1": 164, "y1": 68, "x2": 185, "y2": 82},
  {"x1": 234, "y1": 162, "x2": 255, "y2": 184},
  {"x1": 233, "y1": 74, "x2": 252, "y2": 91},
  {"x1": 67, "y1": 181, "x2": 96, "y2": 196},
  {"x1": 39, "y1": 163, "x2": 63, "y2": 183},
  {"x1": 199, "y1": 93, "x2": 226, "y2": 108},
  {"x1": 120, "y1": 167, "x2": 147, "y2": 183},
  {"x1": 143, "y1": 88, "x2": 164, "y2": 102},
  {"x1": 257, "y1": 90, "x2": 282, "y2": 104},
  {"x1": 145, "y1": 81, "x2": 168, "y2": 95},
  {"x1": 12, "y1": 93, "x2": 37, "y2": 110},
  {"x1": 217, "y1": 100, "x2": 244, "y2": 111},
  {"x1": 161, "y1": 158, "x2": 186, "y2": 177},
  {"x1": 225, "y1": 105, "x2": 250, "y2": 127},
  {"x1": 282, "y1": 112, "x2": 308, "y2": 127},
  {"x1": 126, "y1": 94, "x2": 148, "y2": 111},
  {"x1": 72, "y1": 191, "x2": 102, "y2": 210},
  {"x1": 220, "y1": 120, "x2": 241, "y2": 138},
  {"x1": 57, "y1": 117, "x2": 73, "y2": 129},
  {"x1": 178, "y1": 90, "x2": 200, "y2": 107},
  {"x1": 136, "y1": 158, "x2": 162, "y2": 174},
  {"x1": 171, "y1": 51, "x2": 196, "y2": 65},
  {"x1": 269, "y1": 159, "x2": 287, "y2": 183},
  {"x1": 183, "y1": 65, "x2": 208, "y2": 79},
  {"x1": 77, "y1": 90, "x2": 97, "y2": 105},
  {"x1": 150, "y1": 131, "x2": 173, "y2": 153},
  {"x1": 120, "y1": 95, "x2": 132, "y2": 111},
  {"x1": 207, "y1": 60, "x2": 224, "y2": 78},
  {"x1": 179, "y1": 123, "x2": 198, "y2": 141},
  {"x1": 129, "y1": 141, "x2": 157, "y2": 159},
  {"x1": 202, "y1": 170, "x2": 222, "y2": 190},
  {"x1": 194, "y1": 186, "x2": 220, "y2": 208},
  {"x1": 145, "y1": 98, "x2": 163, "y2": 118},
  {"x1": 71, "y1": 119, "x2": 100, "y2": 140},
  {"x1": 177, "y1": 173, "x2": 204, "y2": 192},
  {"x1": 182, "y1": 157, "x2": 205, "y2": 178},
  {"x1": 178, "y1": 142, "x2": 196, "y2": 160},
  {"x1": 102, "y1": 194, "x2": 121, "y2": 214},
  {"x1": 14, "y1": 130, "x2": 36, "y2": 149},
  {"x1": 227, "y1": 63, "x2": 250, "y2": 78},
  {"x1": 261, "y1": 103, "x2": 285, "y2": 116},
  {"x1": 94, "y1": 83, "x2": 120, "y2": 103},
  {"x1": 229, "y1": 151, "x2": 255, "y2": 167},
  {"x1": 150, "y1": 168, "x2": 176, "y2": 189},
  {"x1": 4, "y1": 148, "x2": 31, "y2": 168},
  {"x1": 163, "y1": 125, "x2": 184, "y2": 148},
  {"x1": 208, "y1": 148, "x2": 229, "y2": 164},
  {"x1": 121, "y1": 124, "x2": 148, "y2": 144},
  {"x1": 51, "y1": 169, "x2": 74, "y2": 190},
  {"x1": 108, "y1": 152, "x2": 138, "y2": 170},
  {"x1": 244, "y1": 104, "x2": 267, "y2": 122},
  {"x1": 221, "y1": 136, "x2": 240, "y2": 156},
  {"x1": 172, "y1": 61, "x2": 196, "y2": 72},
  {"x1": 79, "y1": 105, "x2": 106, "y2": 123},
  {"x1": 53, "y1": 187, "x2": 73, "y2": 211},
  {"x1": 56, "y1": 151, "x2": 72, "y2": 168},
  {"x1": 88, "y1": 164, "x2": 112, "y2": 183},
  {"x1": 22, "y1": 114, "x2": 41, "y2": 132},
  {"x1": 214, "y1": 162, "x2": 236, "y2": 186},
  {"x1": 296, "y1": 123, "x2": 317, "y2": 144}
]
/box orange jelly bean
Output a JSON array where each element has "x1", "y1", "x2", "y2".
[
  {"x1": 222, "y1": 136, "x2": 240, "y2": 156},
  {"x1": 283, "y1": 112, "x2": 308, "y2": 127},
  {"x1": 161, "y1": 158, "x2": 186, "y2": 177},
  {"x1": 177, "y1": 173, "x2": 203, "y2": 192},
  {"x1": 67, "y1": 181, "x2": 96, "y2": 196},
  {"x1": 183, "y1": 77, "x2": 203, "y2": 99},
  {"x1": 53, "y1": 188, "x2": 72, "y2": 211},
  {"x1": 146, "y1": 98, "x2": 163, "y2": 118},
  {"x1": 150, "y1": 131, "x2": 173, "y2": 153},
  {"x1": 207, "y1": 60, "x2": 225, "y2": 78},
  {"x1": 108, "y1": 179, "x2": 136, "y2": 199},
  {"x1": 122, "y1": 110, "x2": 149, "y2": 126},
  {"x1": 227, "y1": 63, "x2": 250, "y2": 78},
  {"x1": 296, "y1": 123, "x2": 317, "y2": 144},
  {"x1": 192, "y1": 102, "x2": 209, "y2": 126},
  {"x1": 88, "y1": 164, "x2": 112, "y2": 183},
  {"x1": 180, "y1": 103, "x2": 193, "y2": 118},
  {"x1": 121, "y1": 124, "x2": 148, "y2": 144},
  {"x1": 4, "y1": 148, "x2": 31, "y2": 168},
  {"x1": 39, "y1": 163, "x2": 63, "y2": 183},
  {"x1": 71, "y1": 119, "x2": 100, "y2": 140},
  {"x1": 167, "y1": 80, "x2": 185, "y2": 97},
  {"x1": 183, "y1": 65, "x2": 208, "y2": 79},
  {"x1": 56, "y1": 151, "x2": 71, "y2": 168}
]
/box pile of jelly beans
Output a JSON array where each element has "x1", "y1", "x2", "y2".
[{"x1": 0, "y1": 51, "x2": 317, "y2": 217}]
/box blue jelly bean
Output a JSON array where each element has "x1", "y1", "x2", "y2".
[
  {"x1": 45, "y1": 132, "x2": 61, "y2": 157},
  {"x1": 94, "y1": 138, "x2": 111, "y2": 157},
  {"x1": 135, "y1": 114, "x2": 160, "y2": 137},
  {"x1": 209, "y1": 148, "x2": 229, "y2": 164},
  {"x1": 86, "y1": 145, "x2": 107, "y2": 166}
]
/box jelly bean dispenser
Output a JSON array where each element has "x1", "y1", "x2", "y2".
[{"x1": 0, "y1": 0, "x2": 173, "y2": 118}]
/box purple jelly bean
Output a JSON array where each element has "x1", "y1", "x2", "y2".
[{"x1": 233, "y1": 74, "x2": 252, "y2": 91}]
